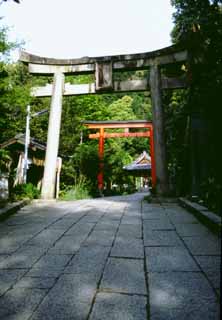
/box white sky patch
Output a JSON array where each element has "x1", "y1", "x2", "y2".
[{"x1": 1, "y1": 0, "x2": 174, "y2": 60}]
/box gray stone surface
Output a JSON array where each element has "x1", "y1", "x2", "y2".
[
  {"x1": 25, "y1": 268, "x2": 63, "y2": 278},
  {"x1": 26, "y1": 229, "x2": 64, "y2": 247},
  {"x1": 0, "y1": 254, "x2": 8, "y2": 263},
  {"x1": 143, "y1": 219, "x2": 174, "y2": 231},
  {"x1": 89, "y1": 292, "x2": 147, "y2": 320},
  {"x1": 31, "y1": 274, "x2": 96, "y2": 319},
  {"x1": 32, "y1": 254, "x2": 71, "y2": 270},
  {"x1": 174, "y1": 223, "x2": 211, "y2": 236},
  {"x1": 110, "y1": 237, "x2": 144, "y2": 258},
  {"x1": 149, "y1": 272, "x2": 219, "y2": 320},
  {"x1": 145, "y1": 247, "x2": 200, "y2": 272},
  {"x1": 195, "y1": 255, "x2": 221, "y2": 289},
  {"x1": 83, "y1": 230, "x2": 115, "y2": 246},
  {"x1": 0, "y1": 269, "x2": 27, "y2": 296},
  {"x1": 0, "y1": 288, "x2": 47, "y2": 320},
  {"x1": 64, "y1": 245, "x2": 109, "y2": 280},
  {"x1": 31, "y1": 302, "x2": 91, "y2": 320},
  {"x1": 48, "y1": 235, "x2": 85, "y2": 254},
  {"x1": 117, "y1": 224, "x2": 142, "y2": 239},
  {"x1": 182, "y1": 235, "x2": 221, "y2": 255},
  {"x1": 121, "y1": 216, "x2": 142, "y2": 225},
  {"x1": 144, "y1": 230, "x2": 183, "y2": 247},
  {"x1": 0, "y1": 194, "x2": 220, "y2": 320},
  {"x1": 0, "y1": 252, "x2": 41, "y2": 269},
  {"x1": 100, "y1": 258, "x2": 147, "y2": 294},
  {"x1": 13, "y1": 276, "x2": 56, "y2": 289}
]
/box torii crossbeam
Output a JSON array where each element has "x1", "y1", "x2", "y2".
[{"x1": 83, "y1": 120, "x2": 155, "y2": 192}]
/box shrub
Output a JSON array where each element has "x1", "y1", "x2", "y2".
[
  {"x1": 11, "y1": 183, "x2": 40, "y2": 200},
  {"x1": 60, "y1": 175, "x2": 91, "y2": 201}
]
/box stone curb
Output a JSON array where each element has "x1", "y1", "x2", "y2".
[
  {"x1": 0, "y1": 199, "x2": 29, "y2": 222},
  {"x1": 178, "y1": 197, "x2": 221, "y2": 235}
]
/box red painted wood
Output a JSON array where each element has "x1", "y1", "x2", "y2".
[
  {"x1": 98, "y1": 128, "x2": 104, "y2": 191},
  {"x1": 89, "y1": 131, "x2": 150, "y2": 139},
  {"x1": 150, "y1": 127, "x2": 156, "y2": 188},
  {"x1": 84, "y1": 121, "x2": 156, "y2": 192}
]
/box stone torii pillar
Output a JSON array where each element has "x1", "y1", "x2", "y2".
[
  {"x1": 41, "y1": 71, "x2": 64, "y2": 199},
  {"x1": 150, "y1": 63, "x2": 169, "y2": 195}
]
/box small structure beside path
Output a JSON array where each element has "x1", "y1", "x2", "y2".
[
  {"x1": 0, "y1": 134, "x2": 62, "y2": 199},
  {"x1": 123, "y1": 151, "x2": 151, "y2": 191}
]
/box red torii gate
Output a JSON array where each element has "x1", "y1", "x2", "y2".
[{"x1": 83, "y1": 120, "x2": 156, "y2": 192}]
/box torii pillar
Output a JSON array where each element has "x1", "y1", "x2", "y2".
[
  {"x1": 150, "y1": 64, "x2": 169, "y2": 195},
  {"x1": 41, "y1": 72, "x2": 64, "y2": 199}
]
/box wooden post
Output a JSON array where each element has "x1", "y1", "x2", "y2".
[
  {"x1": 150, "y1": 63, "x2": 169, "y2": 195},
  {"x1": 98, "y1": 127, "x2": 104, "y2": 193},
  {"x1": 150, "y1": 127, "x2": 156, "y2": 189},
  {"x1": 41, "y1": 71, "x2": 64, "y2": 199}
]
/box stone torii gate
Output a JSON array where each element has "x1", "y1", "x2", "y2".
[{"x1": 20, "y1": 45, "x2": 188, "y2": 199}]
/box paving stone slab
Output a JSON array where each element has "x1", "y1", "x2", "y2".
[
  {"x1": 31, "y1": 302, "x2": 91, "y2": 320},
  {"x1": 143, "y1": 230, "x2": 184, "y2": 247},
  {"x1": 117, "y1": 224, "x2": 142, "y2": 239},
  {"x1": 0, "y1": 254, "x2": 9, "y2": 263},
  {"x1": 26, "y1": 268, "x2": 63, "y2": 278},
  {"x1": 195, "y1": 255, "x2": 221, "y2": 289},
  {"x1": 124, "y1": 211, "x2": 141, "y2": 217},
  {"x1": 0, "y1": 237, "x2": 24, "y2": 255},
  {"x1": 195, "y1": 255, "x2": 221, "y2": 273},
  {"x1": 94, "y1": 223, "x2": 119, "y2": 232},
  {"x1": 26, "y1": 230, "x2": 64, "y2": 247},
  {"x1": 100, "y1": 258, "x2": 147, "y2": 294},
  {"x1": 145, "y1": 247, "x2": 199, "y2": 272},
  {"x1": 149, "y1": 272, "x2": 219, "y2": 320},
  {"x1": 32, "y1": 254, "x2": 71, "y2": 270},
  {"x1": 78, "y1": 215, "x2": 102, "y2": 223},
  {"x1": 64, "y1": 246, "x2": 109, "y2": 279},
  {"x1": 13, "y1": 276, "x2": 56, "y2": 289},
  {"x1": 143, "y1": 219, "x2": 175, "y2": 231},
  {"x1": 0, "y1": 252, "x2": 42, "y2": 269},
  {"x1": 110, "y1": 237, "x2": 144, "y2": 258},
  {"x1": 47, "y1": 219, "x2": 77, "y2": 230},
  {"x1": 121, "y1": 217, "x2": 142, "y2": 225},
  {"x1": 15, "y1": 245, "x2": 47, "y2": 256},
  {"x1": 142, "y1": 211, "x2": 167, "y2": 220},
  {"x1": 166, "y1": 212, "x2": 198, "y2": 224},
  {"x1": 0, "y1": 288, "x2": 47, "y2": 320},
  {"x1": 31, "y1": 274, "x2": 96, "y2": 319},
  {"x1": 0, "y1": 269, "x2": 27, "y2": 296},
  {"x1": 65, "y1": 222, "x2": 94, "y2": 235},
  {"x1": 89, "y1": 292, "x2": 147, "y2": 320},
  {"x1": 83, "y1": 230, "x2": 115, "y2": 246},
  {"x1": 48, "y1": 235, "x2": 86, "y2": 254},
  {"x1": 174, "y1": 223, "x2": 211, "y2": 236},
  {"x1": 182, "y1": 235, "x2": 221, "y2": 255}
]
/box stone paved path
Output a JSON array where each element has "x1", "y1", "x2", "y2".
[{"x1": 0, "y1": 193, "x2": 220, "y2": 319}]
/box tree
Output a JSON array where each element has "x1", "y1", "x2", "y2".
[{"x1": 170, "y1": 0, "x2": 222, "y2": 213}]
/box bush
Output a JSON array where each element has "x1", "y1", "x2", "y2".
[
  {"x1": 11, "y1": 183, "x2": 40, "y2": 200},
  {"x1": 60, "y1": 175, "x2": 91, "y2": 201}
]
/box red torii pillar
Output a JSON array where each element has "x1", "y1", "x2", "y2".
[
  {"x1": 83, "y1": 121, "x2": 156, "y2": 193},
  {"x1": 98, "y1": 127, "x2": 104, "y2": 192}
]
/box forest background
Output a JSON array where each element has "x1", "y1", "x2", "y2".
[{"x1": 0, "y1": 0, "x2": 221, "y2": 215}]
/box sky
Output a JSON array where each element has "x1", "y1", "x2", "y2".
[{"x1": 1, "y1": 0, "x2": 175, "y2": 60}]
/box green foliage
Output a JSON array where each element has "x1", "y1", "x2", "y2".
[
  {"x1": 11, "y1": 183, "x2": 40, "y2": 200},
  {"x1": 164, "y1": 90, "x2": 190, "y2": 195},
  {"x1": 170, "y1": 0, "x2": 222, "y2": 213},
  {"x1": 60, "y1": 175, "x2": 91, "y2": 201},
  {"x1": 0, "y1": 148, "x2": 11, "y2": 173}
]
